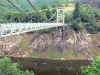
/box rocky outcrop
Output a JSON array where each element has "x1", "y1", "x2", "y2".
[
  {"x1": 66, "y1": 29, "x2": 91, "y2": 54},
  {"x1": 31, "y1": 29, "x2": 91, "y2": 55},
  {"x1": 0, "y1": 35, "x2": 22, "y2": 56},
  {"x1": 0, "y1": 28, "x2": 98, "y2": 58}
]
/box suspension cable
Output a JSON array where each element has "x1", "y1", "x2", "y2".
[
  {"x1": 46, "y1": 12, "x2": 57, "y2": 22},
  {"x1": 7, "y1": 0, "x2": 24, "y2": 13},
  {"x1": 45, "y1": 0, "x2": 58, "y2": 22},
  {"x1": 7, "y1": 0, "x2": 37, "y2": 22},
  {"x1": 27, "y1": 0, "x2": 58, "y2": 22},
  {"x1": 26, "y1": 0, "x2": 43, "y2": 22},
  {"x1": 7, "y1": 0, "x2": 59, "y2": 23},
  {"x1": 26, "y1": 0, "x2": 41, "y2": 16}
]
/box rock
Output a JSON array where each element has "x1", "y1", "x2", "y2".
[{"x1": 0, "y1": 35, "x2": 22, "y2": 56}]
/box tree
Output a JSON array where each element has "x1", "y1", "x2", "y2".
[
  {"x1": 82, "y1": 56, "x2": 100, "y2": 75},
  {"x1": 65, "y1": 13, "x2": 72, "y2": 23},
  {"x1": 71, "y1": 1, "x2": 82, "y2": 32},
  {"x1": 0, "y1": 57, "x2": 34, "y2": 75},
  {"x1": 93, "y1": 8, "x2": 100, "y2": 20},
  {"x1": 66, "y1": 0, "x2": 69, "y2": 6},
  {"x1": 70, "y1": 18, "x2": 82, "y2": 32},
  {"x1": 80, "y1": 7, "x2": 98, "y2": 34},
  {"x1": 46, "y1": 9, "x2": 52, "y2": 19},
  {"x1": 80, "y1": 7, "x2": 97, "y2": 23},
  {"x1": 73, "y1": 1, "x2": 80, "y2": 19},
  {"x1": 41, "y1": 5, "x2": 48, "y2": 9},
  {"x1": 40, "y1": 11, "x2": 47, "y2": 22}
]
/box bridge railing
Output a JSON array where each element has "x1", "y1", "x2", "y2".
[{"x1": 0, "y1": 23, "x2": 65, "y2": 37}]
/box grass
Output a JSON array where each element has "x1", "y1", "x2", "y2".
[
  {"x1": 19, "y1": 34, "x2": 33, "y2": 56},
  {"x1": 64, "y1": 4, "x2": 74, "y2": 13},
  {"x1": 19, "y1": 37, "x2": 31, "y2": 52},
  {"x1": 29, "y1": 51, "x2": 40, "y2": 58},
  {"x1": 49, "y1": 50, "x2": 67, "y2": 59},
  {"x1": 37, "y1": 28, "x2": 51, "y2": 33}
]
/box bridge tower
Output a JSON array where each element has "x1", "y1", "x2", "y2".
[
  {"x1": 56, "y1": 7, "x2": 65, "y2": 39},
  {"x1": 57, "y1": 7, "x2": 65, "y2": 24}
]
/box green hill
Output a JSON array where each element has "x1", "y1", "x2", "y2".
[{"x1": 0, "y1": 0, "x2": 100, "y2": 20}]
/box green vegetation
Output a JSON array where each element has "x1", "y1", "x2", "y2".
[
  {"x1": 73, "y1": 1, "x2": 80, "y2": 19},
  {"x1": 0, "y1": 57, "x2": 34, "y2": 75},
  {"x1": 70, "y1": 1, "x2": 82, "y2": 32},
  {"x1": 29, "y1": 51, "x2": 40, "y2": 57},
  {"x1": 49, "y1": 51, "x2": 66, "y2": 59},
  {"x1": 65, "y1": 1, "x2": 100, "y2": 33},
  {"x1": 0, "y1": 8, "x2": 57, "y2": 23},
  {"x1": 0, "y1": 0, "x2": 74, "y2": 19},
  {"x1": 80, "y1": 7, "x2": 100, "y2": 34},
  {"x1": 82, "y1": 56, "x2": 100, "y2": 75},
  {"x1": 37, "y1": 28, "x2": 51, "y2": 34},
  {"x1": 64, "y1": 13, "x2": 72, "y2": 23},
  {"x1": 71, "y1": 18, "x2": 82, "y2": 32}
]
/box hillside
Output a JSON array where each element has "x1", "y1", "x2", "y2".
[
  {"x1": 0, "y1": 0, "x2": 68, "y2": 18},
  {"x1": 0, "y1": 0, "x2": 100, "y2": 19},
  {"x1": 80, "y1": 0, "x2": 100, "y2": 8}
]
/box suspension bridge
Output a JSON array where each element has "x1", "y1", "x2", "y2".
[{"x1": 0, "y1": 0, "x2": 68, "y2": 37}]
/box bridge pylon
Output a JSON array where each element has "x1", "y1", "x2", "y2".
[
  {"x1": 57, "y1": 7, "x2": 65, "y2": 24},
  {"x1": 57, "y1": 7, "x2": 66, "y2": 39}
]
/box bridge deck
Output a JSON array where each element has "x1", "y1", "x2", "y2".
[{"x1": 0, "y1": 23, "x2": 66, "y2": 37}]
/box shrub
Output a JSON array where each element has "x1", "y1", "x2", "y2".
[
  {"x1": 84, "y1": 11, "x2": 98, "y2": 34},
  {"x1": 82, "y1": 56, "x2": 100, "y2": 75},
  {"x1": 80, "y1": 7, "x2": 99, "y2": 33},
  {"x1": 80, "y1": 7, "x2": 90, "y2": 22},
  {"x1": 46, "y1": 9, "x2": 52, "y2": 19},
  {"x1": 73, "y1": 1, "x2": 80, "y2": 19},
  {"x1": 40, "y1": 11, "x2": 47, "y2": 22},
  {"x1": 65, "y1": 13, "x2": 72, "y2": 23},
  {"x1": 80, "y1": 7, "x2": 96, "y2": 23},
  {"x1": 37, "y1": 28, "x2": 51, "y2": 33},
  {"x1": 71, "y1": 1, "x2": 83, "y2": 32},
  {"x1": 93, "y1": 8, "x2": 100, "y2": 20},
  {"x1": 0, "y1": 57, "x2": 34, "y2": 75},
  {"x1": 41, "y1": 5, "x2": 48, "y2": 9},
  {"x1": 85, "y1": 24, "x2": 98, "y2": 34},
  {"x1": 70, "y1": 18, "x2": 82, "y2": 32},
  {"x1": 0, "y1": 19, "x2": 7, "y2": 23}
]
